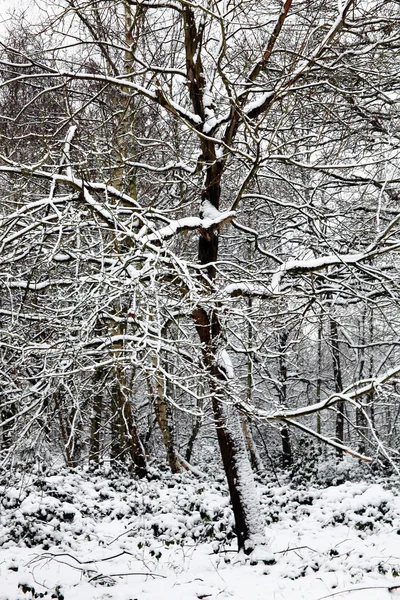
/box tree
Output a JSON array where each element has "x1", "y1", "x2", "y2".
[{"x1": 1, "y1": 0, "x2": 400, "y2": 553}]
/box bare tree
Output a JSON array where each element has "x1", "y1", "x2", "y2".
[{"x1": 1, "y1": 0, "x2": 400, "y2": 553}]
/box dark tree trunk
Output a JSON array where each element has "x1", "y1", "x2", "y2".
[
  {"x1": 183, "y1": 8, "x2": 266, "y2": 548},
  {"x1": 193, "y1": 305, "x2": 265, "y2": 553},
  {"x1": 185, "y1": 403, "x2": 202, "y2": 463},
  {"x1": 281, "y1": 425, "x2": 292, "y2": 469},
  {"x1": 330, "y1": 317, "x2": 344, "y2": 458},
  {"x1": 278, "y1": 331, "x2": 292, "y2": 468}
]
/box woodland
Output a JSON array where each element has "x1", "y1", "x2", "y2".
[{"x1": 1, "y1": 2, "x2": 400, "y2": 595}]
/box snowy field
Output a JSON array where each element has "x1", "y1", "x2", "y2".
[{"x1": 1, "y1": 467, "x2": 400, "y2": 600}]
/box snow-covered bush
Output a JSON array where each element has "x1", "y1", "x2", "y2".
[{"x1": 0, "y1": 467, "x2": 234, "y2": 550}]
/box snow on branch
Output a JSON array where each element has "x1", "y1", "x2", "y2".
[
  {"x1": 139, "y1": 208, "x2": 236, "y2": 245},
  {"x1": 216, "y1": 349, "x2": 235, "y2": 380},
  {"x1": 223, "y1": 251, "x2": 368, "y2": 298},
  {"x1": 282, "y1": 419, "x2": 373, "y2": 462},
  {"x1": 247, "y1": 364, "x2": 400, "y2": 422},
  {"x1": 270, "y1": 252, "x2": 367, "y2": 293},
  {"x1": 235, "y1": 366, "x2": 400, "y2": 462},
  {"x1": 223, "y1": 282, "x2": 274, "y2": 299}
]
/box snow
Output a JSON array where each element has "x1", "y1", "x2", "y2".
[
  {"x1": 270, "y1": 252, "x2": 366, "y2": 293},
  {"x1": 224, "y1": 282, "x2": 273, "y2": 297},
  {"x1": 201, "y1": 200, "x2": 222, "y2": 221},
  {"x1": 216, "y1": 349, "x2": 235, "y2": 380},
  {"x1": 245, "y1": 91, "x2": 274, "y2": 116},
  {"x1": 2, "y1": 469, "x2": 400, "y2": 599},
  {"x1": 139, "y1": 207, "x2": 236, "y2": 245}
]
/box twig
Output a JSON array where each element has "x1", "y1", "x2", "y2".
[
  {"x1": 88, "y1": 571, "x2": 166, "y2": 582},
  {"x1": 275, "y1": 545, "x2": 318, "y2": 554},
  {"x1": 28, "y1": 550, "x2": 134, "y2": 566},
  {"x1": 319, "y1": 584, "x2": 400, "y2": 599}
]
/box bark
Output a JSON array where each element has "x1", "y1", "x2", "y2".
[
  {"x1": 112, "y1": 370, "x2": 148, "y2": 478},
  {"x1": 185, "y1": 404, "x2": 202, "y2": 463},
  {"x1": 241, "y1": 415, "x2": 264, "y2": 473},
  {"x1": 330, "y1": 317, "x2": 344, "y2": 459},
  {"x1": 110, "y1": 313, "x2": 147, "y2": 477},
  {"x1": 53, "y1": 389, "x2": 74, "y2": 468},
  {"x1": 193, "y1": 306, "x2": 266, "y2": 553},
  {"x1": 110, "y1": 387, "x2": 125, "y2": 464},
  {"x1": 154, "y1": 394, "x2": 180, "y2": 474},
  {"x1": 184, "y1": 3, "x2": 266, "y2": 551},
  {"x1": 281, "y1": 425, "x2": 292, "y2": 469},
  {"x1": 244, "y1": 297, "x2": 264, "y2": 473},
  {"x1": 147, "y1": 371, "x2": 180, "y2": 474},
  {"x1": 279, "y1": 331, "x2": 292, "y2": 468},
  {"x1": 368, "y1": 310, "x2": 375, "y2": 430},
  {"x1": 213, "y1": 398, "x2": 265, "y2": 552},
  {"x1": 355, "y1": 311, "x2": 368, "y2": 454},
  {"x1": 89, "y1": 368, "x2": 103, "y2": 465},
  {"x1": 316, "y1": 319, "x2": 323, "y2": 437}
]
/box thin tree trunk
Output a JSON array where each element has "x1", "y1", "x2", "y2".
[
  {"x1": 1, "y1": 402, "x2": 16, "y2": 452},
  {"x1": 355, "y1": 310, "x2": 367, "y2": 454},
  {"x1": 241, "y1": 415, "x2": 264, "y2": 473},
  {"x1": 244, "y1": 297, "x2": 264, "y2": 473},
  {"x1": 113, "y1": 367, "x2": 148, "y2": 478},
  {"x1": 316, "y1": 318, "x2": 323, "y2": 437},
  {"x1": 89, "y1": 368, "x2": 103, "y2": 465},
  {"x1": 110, "y1": 315, "x2": 148, "y2": 477},
  {"x1": 54, "y1": 390, "x2": 74, "y2": 468},
  {"x1": 186, "y1": 397, "x2": 202, "y2": 463},
  {"x1": 368, "y1": 309, "x2": 375, "y2": 430},
  {"x1": 330, "y1": 317, "x2": 344, "y2": 459},
  {"x1": 147, "y1": 370, "x2": 181, "y2": 474},
  {"x1": 279, "y1": 331, "x2": 292, "y2": 468}
]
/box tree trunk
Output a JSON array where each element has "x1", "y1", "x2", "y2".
[
  {"x1": 213, "y1": 397, "x2": 265, "y2": 552},
  {"x1": 147, "y1": 370, "x2": 181, "y2": 474},
  {"x1": 185, "y1": 398, "x2": 202, "y2": 463},
  {"x1": 193, "y1": 304, "x2": 266, "y2": 553},
  {"x1": 279, "y1": 331, "x2": 292, "y2": 468},
  {"x1": 244, "y1": 299, "x2": 264, "y2": 473},
  {"x1": 1, "y1": 402, "x2": 16, "y2": 452},
  {"x1": 355, "y1": 311, "x2": 368, "y2": 454},
  {"x1": 330, "y1": 317, "x2": 344, "y2": 459},
  {"x1": 316, "y1": 318, "x2": 323, "y2": 437},
  {"x1": 112, "y1": 368, "x2": 148, "y2": 478},
  {"x1": 241, "y1": 415, "x2": 264, "y2": 473},
  {"x1": 89, "y1": 368, "x2": 103, "y2": 466},
  {"x1": 110, "y1": 315, "x2": 148, "y2": 477},
  {"x1": 54, "y1": 389, "x2": 75, "y2": 468}
]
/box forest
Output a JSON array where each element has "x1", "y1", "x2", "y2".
[{"x1": 1, "y1": 0, "x2": 400, "y2": 598}]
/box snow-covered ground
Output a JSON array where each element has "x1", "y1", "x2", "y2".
[{"x1": 1, "y1": 467, "x2": 400, "y2": 600}]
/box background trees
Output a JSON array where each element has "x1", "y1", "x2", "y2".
[{"x1": 1, "y1": 0, "x2": 400, "y2": 552}]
